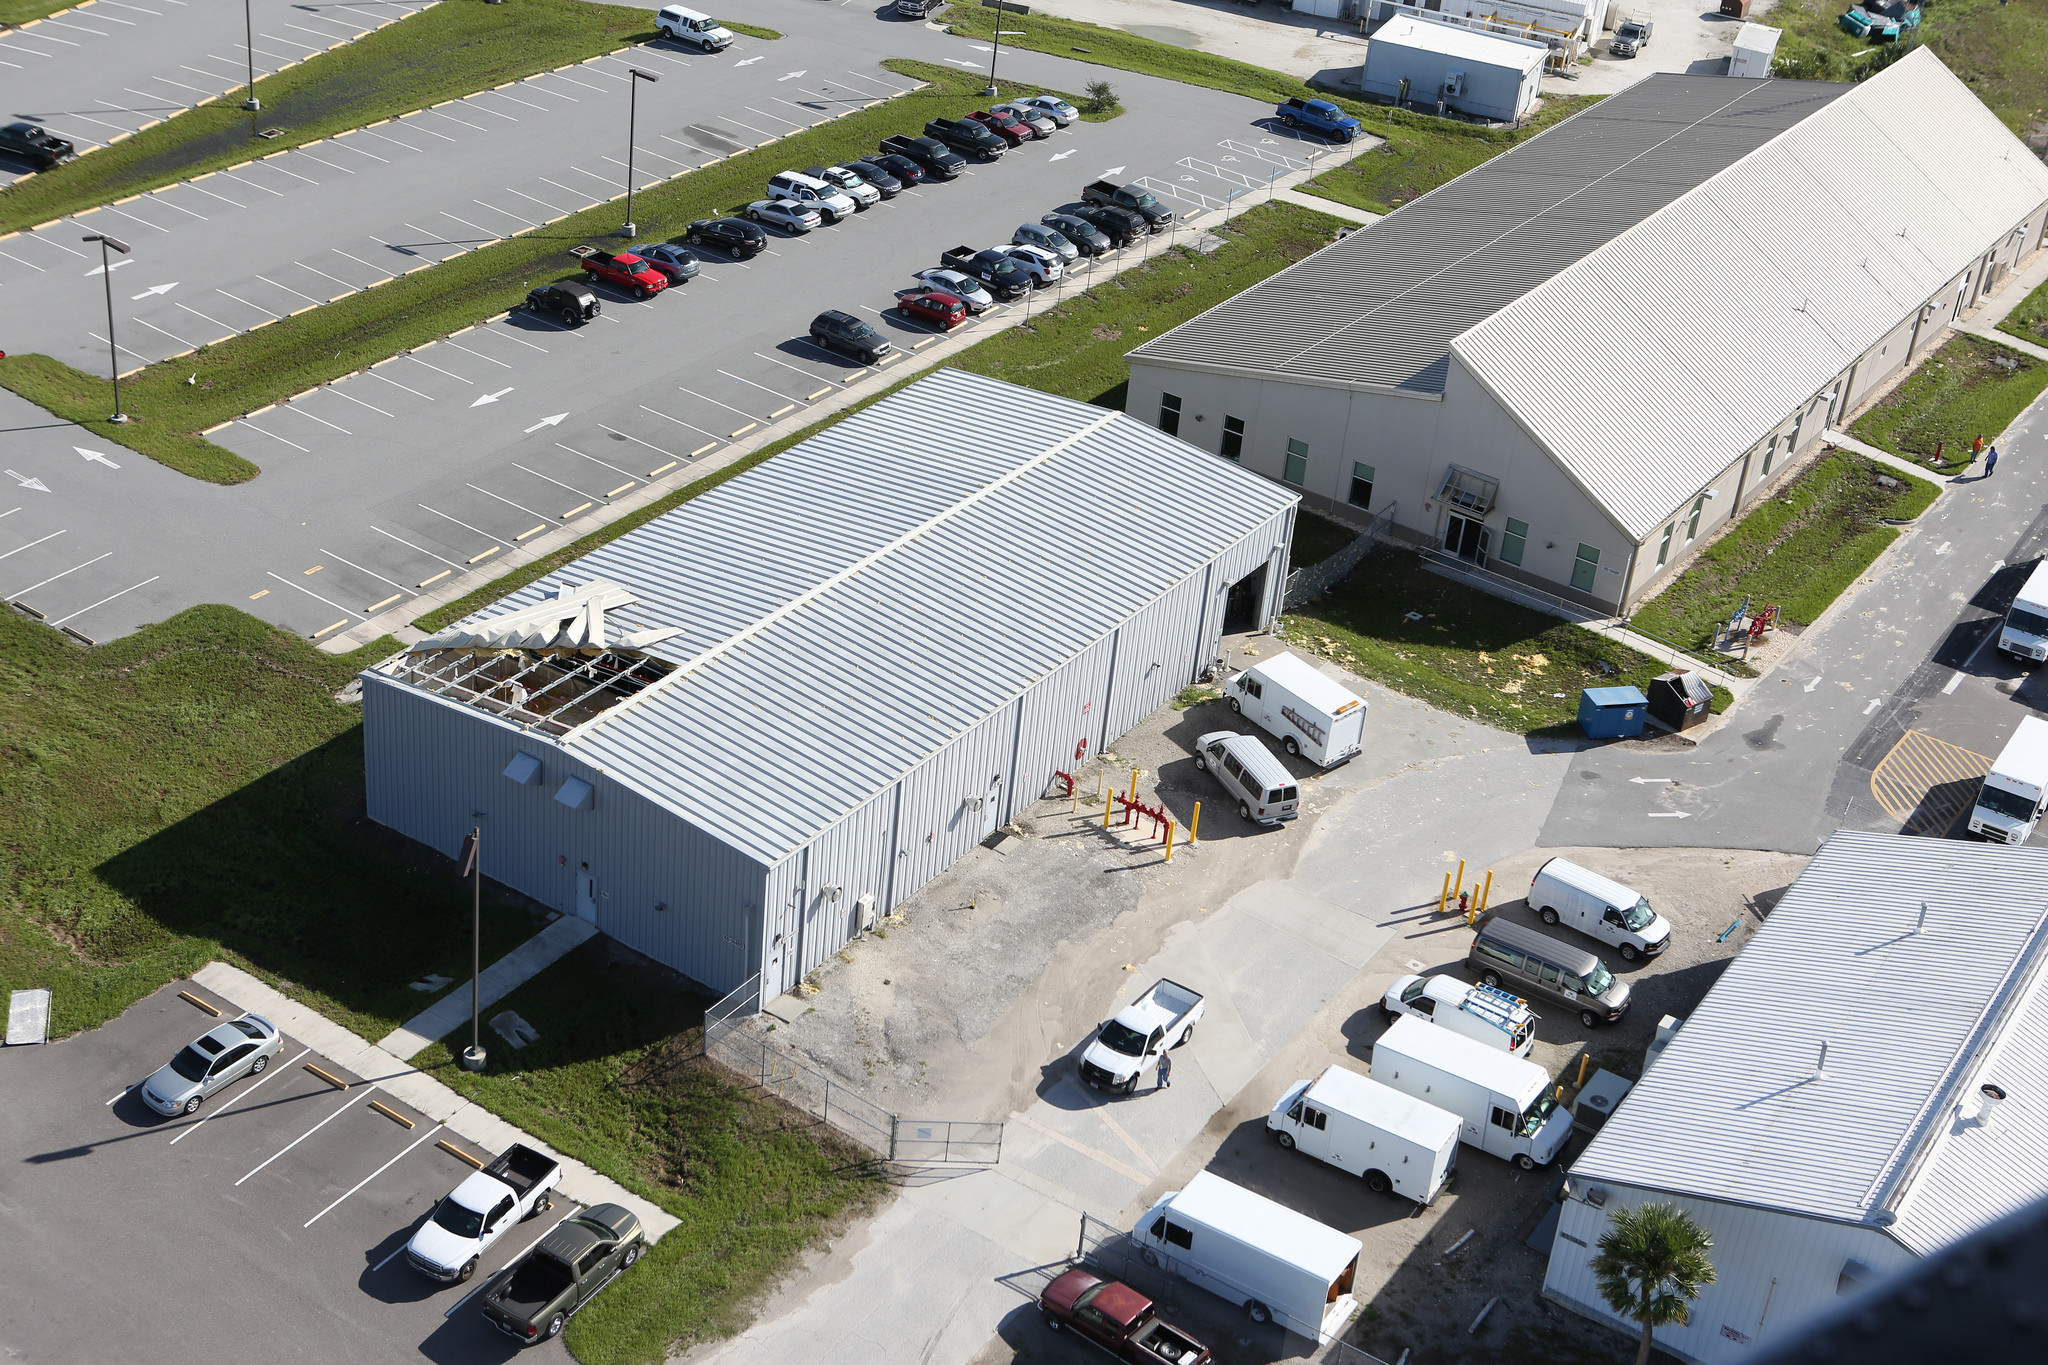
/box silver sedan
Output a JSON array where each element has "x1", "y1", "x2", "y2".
[{"x1": 140, "y1": 1013, "x2": 284, "y2": 1116}]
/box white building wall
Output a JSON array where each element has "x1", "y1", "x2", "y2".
[{"x1": 1545, "y1": 1185, "x2": 1917, "y2": 1364}]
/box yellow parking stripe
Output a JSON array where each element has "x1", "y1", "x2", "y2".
[{"x1": 1871, "y1": 730, "x2": 1992, "y2": 835}]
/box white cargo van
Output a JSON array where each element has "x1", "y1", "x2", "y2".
[
  {"x1": 1969, "y1": 715, "x2": 2048, "y2": 844},
  {"x1": 1528, "y1": 857, "x2": 1671, "y2": 962},
  {"x1": 1228, "y1": 653, "x2": 1366, "y2": 766},
  {"x1": 1379, "y1": 975, "x2": 1535, "y2": 1056},
  {"x1": 1267, "y1": 1065, "x2": 1460, "y2": 1205},
  {"x1": 1134, "y1": 1171, "x2": 1361, "y2": 1342},
  {"x1": 1371, "y1": 1015, "x2": 1573, "y2": 1170},
  {"x1": 1998, "y1": 560, "x2": 2048, "y2": 663}
]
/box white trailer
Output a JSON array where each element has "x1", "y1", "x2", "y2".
[
  {"x1": 1227, "y1": 652, "x2": 1367, "y2": 766},
  {"x1": 1726, "y1": 22, "x2": 1781, "y2": 78},
  {"x1": 1359, "y1": 15, "x2": 1548, "y2": 124},
  {"x1": 1371, "y1": 1015, "x2": 1573, "y2": 1169},
  {"x1": 1969, "y1": 715, "x2": 2048, "y2": 845},
  {"x1": 1267, "y1": 1064, "x2": 1461, "y2": 1204},
  {"x1": 1134, "y1": 1170, "x2": 1362, "y2": 1342},
  {"x1": 1079, "y1": 977, "x2": 1204, "y2": 1092},
  {"x1": 1998, "y1": 560, "x2": 2048, "y2": 663}
]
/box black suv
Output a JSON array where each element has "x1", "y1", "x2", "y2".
[
  {"x1": 813, "y1": 162, "x2": 898, "y2": 199},
  {"x1": 858, "y1": 152, "x2": 925, "y2": 187},
  {"x1": 686, "y1": 217, "x2": 769, "y2": 258},
  {"x1": 525, "y1": 282, "x2": 600, "y2": 326},
  {"x1": 809, "y1": 311, "x2": 892, "y2": 365},
  {"x1": 0, "y1": 122, "x2": 77, "y2": 170},
  {"x1": 1066, "y1": 204, "x2": 1144, "y2": 248}
]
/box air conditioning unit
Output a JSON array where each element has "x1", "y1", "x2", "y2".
[{"x1": 857, "y1": 893, "x2": 878, "y2": 932}]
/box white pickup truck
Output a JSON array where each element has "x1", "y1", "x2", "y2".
[
  {"x1": 406, "y1": 1143, "x2": 562, "y2": 1283},
  {"x1": 1079, "y1": 978, "x2": 1204, "y2": 1094}
]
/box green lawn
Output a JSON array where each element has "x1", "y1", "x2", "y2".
[
  {"x1": 0, "y1": 604, "x2": 544, "y2": 1042},
  {"x1": 1851, "y1": 333, "x2": 2048, "y2": 466},
  {"x1": 1765, "y1": 0, "x2": 2047, "y2": 133},
  {"x1": 2001, "y1": 273, "x2": 2048, "y2": 350},
  {"x1": 1284, "y1": 550, "x2": 1730, "y2": 737},
  {"x1": 417, "y1": 199, "x2": 1347, "y2": 630},
  {"x1": 0, "y1": 60, "x2": 1097, "y2": 485},
  {"x1": 413, "y1": 945, "x2": 881, "y2": 1365},
  {"x1": 1296, "y1": 96, "x2": 1599, "y2": 215},
  {"x1": 1292, "y1": 509, "x2": 1360, "y2": 568},
  {"x1": 0, "y1": 0, "x2": 77, "y2": 26},
  {"x1": 1629, "y1": 451, "x2": 1940, "y2": 651},
  {"x1": 0, "y1": 0, "x2": 655, "y2": 236}
]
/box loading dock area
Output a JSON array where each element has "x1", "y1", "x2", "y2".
[{"x1": 0, "y1": 978, "x2": 577, "y2": 1364}]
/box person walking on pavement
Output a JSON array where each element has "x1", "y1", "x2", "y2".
[
  {"x1": 1156, "y1": 1049, "x2": 1172, "y2": 1091},
  {"x1": 1987, "y1": 444, "x2": 2000, "y2": 478}
]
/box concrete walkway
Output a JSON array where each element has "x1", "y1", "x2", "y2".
[
  {"x1": 1824, "y1": 428, "x2": 1959, "y2": 484},
  {"x1": 380, "y1": 914, "x2": 597, "y2": 1060},
  {"x1": 191, "y1": 958, "x2": 678, "y2": 1242},
  {"x1": 1958, "y1": 318, "x2": 2048, "y2": 364},
  {"x1": 1274, "y1": 185, "x2": 1380, "y2": 224}
]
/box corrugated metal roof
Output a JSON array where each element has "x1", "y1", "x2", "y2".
[
  {"x1": 1456, "y1": 50, "x2": 2048, "y2": 539},
  {"x1": 1369, "y1": 14, "x2": 1549, "y2": 71},
  {"x1": 1128, "y1": 73, "x2": 1848, "y2": 391},
  {"x1": 394, "y1": 369, "x2": 1297, "y2": 865},
  {"x1": 1573, "y1": 831, "x2": 2048, "y2": 1249}
]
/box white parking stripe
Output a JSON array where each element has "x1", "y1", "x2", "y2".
[
  {"x1": 0, "y1": 529, "x2": 66, "y2": 562},
  {"x1": 51, "y1": 576, "x2": 160, "y2": 627},
  {"x1": 305, "y1": 1123, "x2": 447, "y2": 1227},
  {"x1": 371, "y1": 525, "x2": 464, "y2": 571},
  {"x1": 466, "y1": 483, "x2": 556, "y2": 524},
  {"x1": 266, "y1": 570, "x2": 362, "y2": 619},
  {"x1": 573, "y1": 438, "x2": 653, "y2": 475},
  {"x1": 168, "y1": 1046, "x2": 309, "y2": 1144},
  {"x1": 236, "y1": 1085, "x2": 377, "y2": 1186},
  {"x1": 512, "y1": 463, "x2": 596, "y2": 501},
  {"x1": 319, "y1": 548, "x2": 414, "y2": 596},
  {"x1": 11, "y1": 553, "x2": 113, "y2": 599}
]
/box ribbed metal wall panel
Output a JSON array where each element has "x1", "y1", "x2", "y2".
[
  {"x1": 1012, "y1": 635, "x2": 1118, "y2": 804},
  {"x1": 890, "y1": 701, "x2": 1018, "y2": 904},
  {"x1": 789, "y1": 787, "x2": 898, "y2": 982}
]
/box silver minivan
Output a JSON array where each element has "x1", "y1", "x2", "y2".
[
  {"x1": 1467, "y1": 915, "x2": 1630, "y2": 1029},
  {"x1": 1193, "y1": 730, "x2": 1298, "y2": 825}
]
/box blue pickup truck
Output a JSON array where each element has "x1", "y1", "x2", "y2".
[{"x1": 1276, "y1": 97, "x2": 1360, "y2": 142}]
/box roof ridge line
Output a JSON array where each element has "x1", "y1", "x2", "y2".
[{"x1": 555, "y1": 397, "x2": 1124, "y2": 746}]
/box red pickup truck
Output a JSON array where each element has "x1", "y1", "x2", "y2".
[
  {"x1": 572, "y1": 246, "x2": 667, "y2": 300},
  {"x1": 1040, "y1": 1268, "x2": 1211, "y2": 1363}
]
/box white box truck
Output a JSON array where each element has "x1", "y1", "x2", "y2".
[
  {"x1": 1370, "y1": 1015, "x2": 1573, "y2": 1169},
  {"x1": 1227, "y1": 652, "x2": 1367, "y2": 766},
  {"x1": 1134, "y1": 1170, "x2": 1362, "y2": 1342},
  {"x1": 1969, "y1": 715, "x2": 2048, "y2": 844},
  {"x1": 1999, "y1": 560, "x2": 2048, "y2": 663},
  {"x1": 1267, "y1": 1064, "x2": 1460, "y2": 1205}
]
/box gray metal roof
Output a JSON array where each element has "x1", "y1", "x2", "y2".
[
  {"x1": 397, "y1": 369, "x2": 1296, "y2": 866},
  {"x1": 1573, "y1": 830, "x2": 2048, "y2": 1251},
  {"x1": 1128, "y1": 74, "x2": 1850, "y2": 392}
]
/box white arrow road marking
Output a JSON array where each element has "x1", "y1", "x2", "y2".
[
  {"x1": 1647, "y1": 811, "x2": 1691, "y2": 819},
  {"x1": 84, "y1": 259, "x2": 134, "y2": 277},
  {"x1": 470, "y1": 388, "x2": 515, "y2": 408},
  {"x1": 74, "y1": 447, "x2": 120, "y2": 468},
  {"x1": 1864, "y1": 699, "x2": 1882, "y2": 715},
  {"x1": 523, "y1": 413, "x2": 569, "y2": 433},
  {"x1": 130, "y1": 281, "x2": 178, "y2": 299},
  {"x1": 1049, "y1": 149, "x2": 1075, "y2": 161},
  {"x1": 1935, "y1": 541, "x2": 1951, "y2": 555},
  {"x1": 943, "y1": 58, "x2": 978, "y2": 67},
  {"x1": 1101, "y1": 165, "x2": 1126, "y2": 177},
  {"x1": 776, "y1": 70, "x2": 807, "y2": 81},
  {"x1": 1805, "y1": 676, "x2": 1822, "y2": 692},
  {"x1": 5, "y1": 471, "x2": 50, "y2": 492},
  {"x1": 1629, "y1": 777, "x2": 1675, "y2": 784},
  {"x1": 733, "y1": 55, "x2": 764, "y2": 66}
]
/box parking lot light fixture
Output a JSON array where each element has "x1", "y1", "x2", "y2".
[
  {"x1": 620, "y1": 67, "x2": 661, "y2": 238},
  {"x1": 82, "y1": 233, "x2": 132, "y2": 424},
  {"x1": 985, "y1": 1, "x2": 1018, "y2": 97},
  {"x1": 458, "y1": 825, "x2": 487, "y2": 1072},
  {"x1": 241, "y1": 0, "x2": 260, "y2": 112}
]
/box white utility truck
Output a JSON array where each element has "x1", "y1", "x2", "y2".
[
  {"x1": 1999, "y1": 560, "x2": 2048, "y2": 663},
  {"x1": 1379, "y1": 975, "x2": 1536, "y2": 1055},
  {"x1": 1079, "y1": 978, "x2": 1204, "y2": 1093},
  {"x1": 1969, "y1": 715, "x2": 2048, "y2": 845},
  {"x1": 1370, "y1": 1016, "x2": 1572, "y2": 1170},
  {"x1": 1134, "y1": 1170, "x2": 1362, "y2": 1342},
  {"x1": 1227, "y1": 653, "x2": 1367, "y2": 766},
  {"x1": 1267, "y1": 1064, "x2": 1460, "y2": 1205},
  {"x1": 406, "y1": 1143, "x2": 562, "y2": 1282}
]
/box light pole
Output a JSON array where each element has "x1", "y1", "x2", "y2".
[
  {"x1": 82, "y1": 234, "x2": 131, "y2": 424},
  {"x1": 458, "y1": 825, "x2": 486, "y2": 1072},
  {"x1": 985, "y1": 1, "x2": 1025, "y2": 98},
  {"x1": 620, "y1": 66, "x2": 660, "y2": 238},
  {"x1": 241, "y1": 0, "x2": 260, "y2": 111}
]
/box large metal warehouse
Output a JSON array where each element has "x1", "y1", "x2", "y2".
[
  {"x1": 1544, "y1": 831, "x2": 2048, "y2": 1362},
  {"x1": 361, "y1": 369, "x2": 1299, "y2": 1002},
  {"x1": 1126, "y1": 50, "x2": 2048, "y2": 613}
]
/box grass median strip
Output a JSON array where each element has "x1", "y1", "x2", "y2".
[
  {"x1": 0, "y1": 0, "x2": 658, "y2": 236},
  {"x1": 0, "y1": 60, "x2": 1086, "y2": 485},
  {"x1": 0, "y1": 0, "x2": 84, "y2": 26},
  {"x1": 1851, "y1": 333, "x2": 2048, "y2": 471},
  {"x1": 1999, "y1": 274, "x2": 2048, "y2": 351}
]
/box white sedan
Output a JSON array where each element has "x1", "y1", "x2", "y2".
[
  {"x1": 910, "y1": 268, "x2": 994, "y2": 313},
  {"x1": 746, "y1": 199, "x2": 821, "y2": 233},
  {"x1": 998, "y1": 243, "x2": 1064, "y2": 287},
  {"x1": 1014, "y1": 94, "x2": 1078, "y2": 127}
]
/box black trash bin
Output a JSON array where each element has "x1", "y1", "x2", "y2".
[{"x1": 1647, "y1": 671, "x2": 1712, "y2": 731}]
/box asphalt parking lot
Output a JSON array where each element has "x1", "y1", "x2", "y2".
[{"x1": 0, "y1": 977, "x2": 582, "y2": 1364}]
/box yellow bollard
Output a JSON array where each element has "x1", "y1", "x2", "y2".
[
  {"x1": 1103, "y1": 788, "x2": 1114, "y2": 828},
  {"x1": 1189, "y1": 801, "x2": 1201, "y2": 846},
  {"x1": 1479, "y1": 870, "x2": 1493, "y2": 914},
  {"x1": 1164, "y1": 821, "x2": 1176, "y2": 862},
  {"x1": 1555, "y1": 1083, "x2": 1565, "y2": 1102},
  {"x1": 1439, "y1": 872, "x2": 1451, "y2": 915},
  {"x1": 1576, "y1": 1054, "x2": 1591, "y2": 1087},
  {"x1": 1128, "y1": 767, "x2": 1141, "y2": 801},
  {"x1": 1455, "y1": 858, "x2": 1466, "y2": 897}
]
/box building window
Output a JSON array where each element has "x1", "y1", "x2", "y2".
[
  {"x1": 1657, "y1": 523, "x2": 1674, "y2": 566},
  {"x1": 1686, "y1": 495, "x2": 1705, "y2": 541},
  {"x1": 1761, "y1": 434, "x2": 1778, "y2": 478},
  {"x1": 1158, "y1": 392, "x2": 1182, "y2": 438},
  {"x1": 1571, "y1": 544, "x2": 1599, "y2": 593},
  {"x1": 1499, "y1": 517, "x2": 1527, "y2": 566},
  {"x1": 1220, "y1": 415, "x2": 1244, "y2": 461},
  {"x1": 1282, "y1": 438, "x2": 1308, "y2": 487},
  {"x1": 1348, "y1": 462, "x2": 1375, "y2": 509}
]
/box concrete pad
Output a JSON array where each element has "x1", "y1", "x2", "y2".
[{"x1": 380, "y1": 915, "x2": 596, "y2": 1059}]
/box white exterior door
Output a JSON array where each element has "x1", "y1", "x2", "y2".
[
  {"x1": 575, "y1": 871, "x2": 597, "y2": 923},
  {"x1": 981, "y1": 776, "x2": 1001, "y2": 839}
]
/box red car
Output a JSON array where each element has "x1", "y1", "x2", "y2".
[
  {"x1": 967, "y1": 109, "x2": 1030, "y2": 147},
  {"x1": 576, "y1": 248, "x2": 668, "y2": 300},
  {"x1": 1040, "y1": 1268, "x2": 1211, "y2": 1363},
  {"x1": 893, "y1": 287, "x2": 968, "y2": 330}
]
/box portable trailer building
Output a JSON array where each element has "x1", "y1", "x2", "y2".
[
  {"x1": 1727, "y1": 22, "x2": 1781, "y2": 78},
  {"x1": 362, "y1": 369, "x2": 1299, "y2": 1005},
  {"x1": 1359, "y1": 15, "x2": 1548, "y2": 123}
]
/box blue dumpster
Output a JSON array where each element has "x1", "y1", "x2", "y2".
[{"x1": 1578, "y1": 686, "x2": 1648, "y2": 739}]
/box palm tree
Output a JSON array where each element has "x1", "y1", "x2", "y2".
[{"x1": 1591, "y1": 1202, "x2": 1718, "y2": 1365}]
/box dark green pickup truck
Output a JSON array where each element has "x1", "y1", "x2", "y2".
[{"x1": 481, "y1": 1203, "x2": 645, "y2": 1345}]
